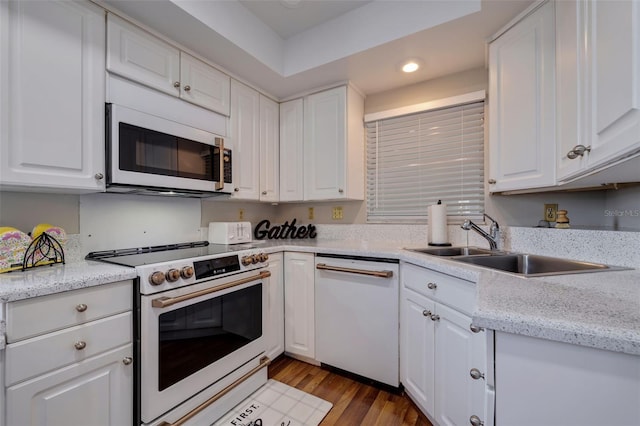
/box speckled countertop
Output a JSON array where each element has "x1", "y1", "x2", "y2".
[{"x1": 0, "y1": 240, "x2": 638, "y2": 356}]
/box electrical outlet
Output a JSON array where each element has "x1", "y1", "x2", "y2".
[
  {"x1": 239, "y1": 208, "x2": 244, "y2": 221},
  {"x1": 544, "y1": 204, "x2": 558, "y2": 222},
  {"x1": 308, "y1": 207, "x2": 314, "y2": 220},
  {"x1": 332, "y1": 206, "x2": 343, "y2": 220}
]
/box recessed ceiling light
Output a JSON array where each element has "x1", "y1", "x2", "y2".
[{"x1": 402, "y1": 61, "x2": 420, "y2": 73}]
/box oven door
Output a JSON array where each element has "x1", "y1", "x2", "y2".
[
  {"x1": 140, "y1": 269, "x2": 267, "y2": 424},
  {"x1": 107, "y1": 103, "x2": 233, "y2": 194}
]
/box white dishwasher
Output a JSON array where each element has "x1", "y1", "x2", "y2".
[{"x1": 315, "y1": 254, "x2": 399, "y2": 387}]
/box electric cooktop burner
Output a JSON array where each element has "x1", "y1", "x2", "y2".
[{"x1": 85, "y1": 241, "x2": 264, "y2": 267}]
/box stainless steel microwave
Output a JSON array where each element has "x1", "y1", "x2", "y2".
[{"x1": 106, "y1": 103, "x2": 233, "y2": 197}]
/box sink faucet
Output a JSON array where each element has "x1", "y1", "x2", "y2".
[{"x1": 461, "y1": 213, "x2": 500, "y2": 250}]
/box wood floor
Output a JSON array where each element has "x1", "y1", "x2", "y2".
[{"x1": 268, "y1": 356, "x2": 433, "y2": 426}]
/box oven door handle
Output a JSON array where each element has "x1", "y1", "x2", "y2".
[
  {"x1": 151, "y1": 270, "x2": 271, "y2": 308},
  {"x1": 158, "y1": 356, "x2": 271, "y2": 426},
  {"x1": 316, "y1": 263, "x2": 394, "y2": 278}
]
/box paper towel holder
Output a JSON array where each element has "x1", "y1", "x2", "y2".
[{"x1": 428, "y1": 200, "x2": 452, "y2": 246}]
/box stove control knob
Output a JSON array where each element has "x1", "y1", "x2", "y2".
[
  {"x1": 241, "y1": 255, "x2": 252, "y2": 266},
  {"x1": 252, "y1": 255, "x2": 261, "y2": 264},
  {"x1": 180, "y1": 266, "x2": 195, "y2": 279},
  {"x1": 166, "y1": 268, "x2": 181, "y2": 282},
  {"x1": 149, "y1": 271, "x2": 166, "y2": 286},
  {"x1": 258, "y1": 253, "x2": 268, "y2": 262}
]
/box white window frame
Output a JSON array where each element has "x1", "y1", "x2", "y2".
[{"x1": 364, "y1": 91, "x2": 485, "y2": 224}]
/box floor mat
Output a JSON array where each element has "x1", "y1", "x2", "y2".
[{"x1": 212, "y1": 379, "x2": 332, "y2": 426}]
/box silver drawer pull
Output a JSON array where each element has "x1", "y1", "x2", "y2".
[
  {"x1": 75, "y1": 303, "x2": 88, "y2": 312},
  {"x1": 74, "y1": 341, "x2": 87, "y2": 350},
  {"x1": 427, "y1": 282, "x2": 437, "y2": 290},
  {"x1": 430, "y1": 314, "x2": 440, "y2": 321},
  {"x1": 122, "y1": 357, "x2": 133, "y2": 365},
  {"x1": 422, "y1": 310, "x2": 432, "y2": 317},
  {"x1": 470, "y1": 324, "x2": 484, "y2": 333},
  {"x1": 470, "y1": 368, "x2": 485, "y2": 380},
  {"x1": 470, "y1": 415, "x2": 484, "y2": 426}
]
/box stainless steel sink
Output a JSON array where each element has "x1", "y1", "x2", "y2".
[
  {"x1": 407, "y1": 247, "x2": 498, "y2": 257},
  {"x1": 453, "y1": 253, "x2": 617, "y2": 277}
]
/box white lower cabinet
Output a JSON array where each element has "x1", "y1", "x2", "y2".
[
  {"x1": 265, "y1": 252, "x2": 284, "y2": 360},
  {"x1": 3, "y1": 281, "x2": 133, "y2": 426},
  {"x1": 283, "y1": 252, "x2": 315, "y2": 360},
  {"x1": 6, "y1": 344, "x2": 133, "y2": 426},
  {"x1": 401, "y1": 262, "x2": 493, "y2": 426},
  {"x1": 495, "y1": 332, "x2": 640, "y2": 426}
]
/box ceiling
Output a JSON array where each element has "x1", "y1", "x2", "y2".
[{"x1": 103, "y1": 0, "x2": 534, "y2": 100}]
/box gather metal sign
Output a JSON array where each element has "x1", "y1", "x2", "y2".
[{"x1": 253, "y1": 219, "x2": 317, "y2": 240}]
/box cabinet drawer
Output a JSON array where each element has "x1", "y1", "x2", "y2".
[
  {"x1": 6, "y1": 280, "x2": 132, "y2": 342},
  {"x1": 402, "y1": 262, "x2": 476, "y2": 315},
  {"x1": 5, "y1": 311, "x2": 132, "y2": 386}
]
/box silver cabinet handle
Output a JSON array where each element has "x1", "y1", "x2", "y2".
[
  {"x1": 74, "y1": 341, "x2": 87, "y2": 350},
  {"x1": 173, "y1": 81, "x2": 180, "y2": 88},
  {"x1": 567, "y1": 144, "x2": 591, "y2": 159},
  {"x1": 470, "y1": 415, "x2": 484, "y2": 426},
  {"x1": 470, "y1": 368, "x2": 485, "y2": 380},
  {"x1": 261, "y1": 191, "x2": 267, "y2": 195},
  {"x1": 316, "y1": 263, "x2": 393, "y2": 278},
  {"x1": 470, "y1": 324, "x2": 484, "y2": 333},
  {"x1": 75, "y1": 303, "x2": 88, "y2": 312},
  {"x1": 430, "y1": 314, "x2": 440, "y2": 321},
  {"x1": 94, "y1": 173, "x2": 104, "y2": 180},
  {"x1": 184, "y1": 85, "x2": 191, "y2": 92},
  {"x1": 338, "y1": 188, "x2": 344, "y2": 193},
  {"x1": 234, "y1": 188, "x2": 239, "y2": 192},
  {"x1": 427, "y1": 282, "x2": 437, "y2": 290},
  {"x1": 122, "y1": 357, "x2": 133, "y2": 365},
  {"x1": 488, "y1": 179, "x2": 496, "y2": 184},
  {"x1": 422, "y1": 310, "x2": 432, "y2": 317}
]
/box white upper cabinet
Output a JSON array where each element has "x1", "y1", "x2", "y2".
[
  {"x1": 107, "y1": 14, "x2": 230, "y2": 116},
  {"x1": 279, "y1": 99, "x2": 305, "y2": 202},
  {"x1": 180, "y1": 53, "x2": 231, "y2": 115},
  {"x1": 259, "y1": 95, "x2": 280, "y2": 202},
  {"x1": 229, "y1": 80, "x2": 279, "y2": 202},
  {"x1": 0, "y1": 0, "x2": 106, "y2": 192},
  {"x1": 230, "y1": 80, "x2": 260, "y2": 200},
  {"x1": 557, "y1": 0, "x2": 640, "y2": 182},
  {"x1": 297, "y1": 85, "x2": 364, "y2": 201},
  {"x1": 488, "y1": 1, "x2": 556, "y2": 192}
]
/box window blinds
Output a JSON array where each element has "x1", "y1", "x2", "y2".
[{"x1": 365, "y1": 101, "x2": 485, "y2": 222}]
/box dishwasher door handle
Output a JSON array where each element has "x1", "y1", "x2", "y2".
[{"x1": 316, "y1": 263, "x2": 394, "y2": 278}]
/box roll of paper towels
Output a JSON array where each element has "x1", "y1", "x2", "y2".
[{"x1": 428, "y1": 201, "x2": 449, "y2": 245}]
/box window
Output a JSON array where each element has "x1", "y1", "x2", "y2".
[{"x1": 365, "y1": 99, "x2": 484, "y2": 223}]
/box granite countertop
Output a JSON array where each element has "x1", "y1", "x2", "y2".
[{"x1": 0, "y1": 240, "x2": 638, "y2": 357}]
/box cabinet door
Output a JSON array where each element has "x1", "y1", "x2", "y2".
[
  {"x1": 400, "y1": 288, "x2": 436, "y2": 416},
  {"x1": 6, "y1": 345, "x2": 133, "y2": 426},
  {"x1": 284, "y1": 252, "x2": 315, "y2": 359},
  {"x1": 230, "y1": 80, "x2": 260, "y2": 200},
  {"x1": 0, "y1": 0, "x2": 106, "y2": 192},
  {"x1": 556, "y1": 0, "x2": 589, "y2": 180},
  {"x1": 265, "y1": 253, "x2": 284, "y2": 360},
  {"x1": 304, "y1": 86, "x2": 347, "y2": 200},
  {"x1": 434, "y1": 304, "x2": 487, "y2": 426},
  {"x1": 488, "y1": 2, "x2": 556, "y2": 192},
  {"x1": 106, "y1": 13, "x2": 180, "y2": 97},
  {"x1": 259, "y1": 95, "x2": 280, "y2": 202},
  {"x1": 585, "y1": 0, "x2": 640, "y2": 168},
  {"x1": 279, "y1": 99, "x2": 304, "y2": 202},
  {"x1": 180, "y1": 53, "x2": 230, "y2": 116}
]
